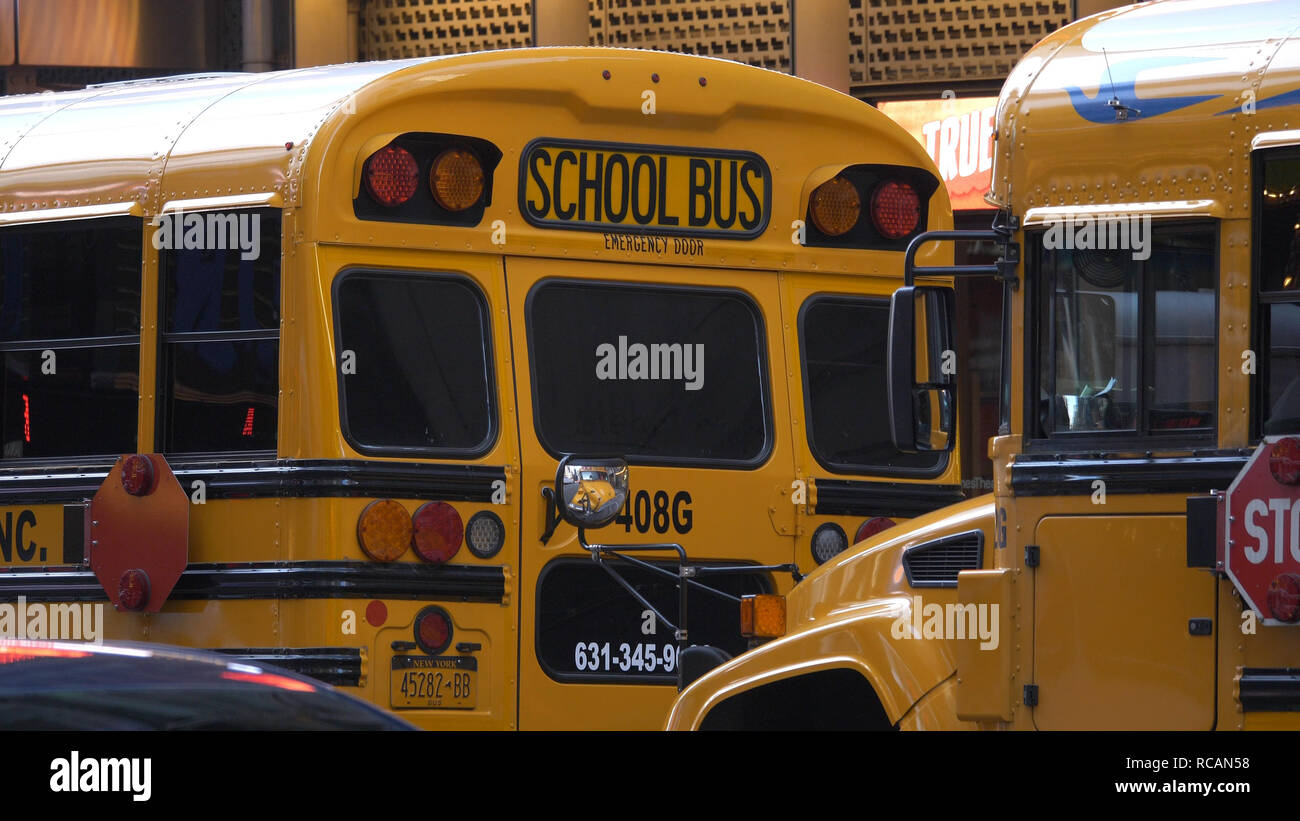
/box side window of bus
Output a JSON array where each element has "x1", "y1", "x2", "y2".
[
  {"x1": 1256, "y1": 150, "x2": 1300, "y2": 435},
  {"x1": 799, "y1": 295, "x2": 945, "y2": 475},
  {"x1": 1033, "y1": 222, "x2": 1217, "y2": 442},
  {"x1": 157, "y1": 209, "x2": 280, "y2": 454},
  {"x1": 0, "y1": 218, "x2": 142, "y2": 459},
  {"x1": 527, "y1": 280, "x2": 770, "y2": 466},
  {"x1": 334, "y1": 271, "x2": 496, "y2": 455}
]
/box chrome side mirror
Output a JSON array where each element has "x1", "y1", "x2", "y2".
[{"x1": 554, "y1": 455, "x2": 629, "y2": 529}]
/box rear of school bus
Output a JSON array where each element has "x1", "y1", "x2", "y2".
[
  {"x1": 0, "y1": 49, "x2": 961, "y2": 730},
  {"x1": 669, "y1": 0, "x2": 1300, "y2": 731}
]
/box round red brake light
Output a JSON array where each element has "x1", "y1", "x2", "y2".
[
  {"x1": 121, "y1": 454, "x2": 156, "y2": 497},
  {"x1": 855, "y1": 516, "x2": 896, "y2": 544},
  {"x1": 1267, "y1": 573, "x2": 1300, "y2": 623},
  {"x1": 1268, "y1": 437, "x2": 1300, "y2": 485},
  {"x1": 870, "y1": 181, "x2": 920, "y2": 239},
  {"x1": 414, "y1": 606, "x2": 453, "y2": 655},
  {"x1": 412, "y1": 501, "x2": 463, "y2": 564},
  {"x1": 364, "y1": 145, "x2": 420, "y2": 207},
  {"x1": 118, "y1": 569, "x2": 150, "y2": 611}
]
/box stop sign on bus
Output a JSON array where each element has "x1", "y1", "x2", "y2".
[{"x1": 1225, "y1": 436, "x2": 1300, "y2": 624}]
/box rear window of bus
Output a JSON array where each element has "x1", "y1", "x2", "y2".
[
  {"x1": 334, "y1": 270, "x2": 496, "y2": 456},
  {"x1": 527, "y1": 280, "x2": 770, "y2": 467},
  {"x1": 0, "y1": 217, "x2": 141, "y2": 460},
  {"x1": 156, "y1": 209, "x2": 281, "y2": 454},
  {"x1": 799, "y1": 295, "x2": 945, "y2": 475}
]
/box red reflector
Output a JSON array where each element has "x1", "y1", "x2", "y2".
[
  {"x1": 21, "y1": 393, "x2": 29, "y2": 443},
  {"x1": 870, "y1": 181, "x2": 920, "y2": 239},
  {"x1": 855, "y1": 516, "x2": 896, "y2": 544},
  {"x1": 364, "y1": 144, "x2": 420, "y2": 207},
  {"x1": 412, "y1": 501, "x2": 463, "y2": 564},
  {"x1": 118, "y1": 568, "x2": 150, "y2": 611},
  {"x1": 1269, "y1": 437, "x2": 1300, "y2": 485},
  {"x1": 414, "y1": 607, "x2": 453, "y2": 655},
  {"x1": 365, "y1": 600, "x2": 388, "y2": 627},
  {"x1": 120, "y1": 454, "x2": 156, "y2": 496},
  {"x1": 1267, "y1": 573, "x2": 1300, "y2": 623}
]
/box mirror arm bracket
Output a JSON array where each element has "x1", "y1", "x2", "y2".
[
  {"x1": 538, "y1": 487, "x2": 560, "y2": 545},
  {"x1": 903, "y1": 212, "x2": 1020, "y2": 290}
]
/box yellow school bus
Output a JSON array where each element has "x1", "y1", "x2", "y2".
[
  {"x1": 0, "y1": 48, "x2": 970, "y2": 729},
  {"x1": 667, "y1": 0, "x2": 1300, "y2": 731}
]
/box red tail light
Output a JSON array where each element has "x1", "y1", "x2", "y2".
[
  {"x1": 118, "y1": 568, "x2": 150, "y2": 611},
  {"x1": 120, "y1": 454, "x2": 156, "y2": 496},
  {"x1": 1267, "y1": 573, "x2": 1300, "y2": 622},
  {"x1": 414, "y1": 606, "x2": 453, "y2": 655},
  {"x1": 870, "y1": 181, "x2": 920, "y2": 239},
  {"x1": 411, "y1": 501, "x2": 463, "y2": 564},
  {"x1": 1269, "y1": 437, "x2": 1300, "y2": 485},
  {"x1": 364, "y1": 144, "x2": 420, "y2": 207},
  {"x1": 855, "y1": 516, "x2": 896, "y2": 544}
]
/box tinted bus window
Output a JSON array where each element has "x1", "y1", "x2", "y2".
[
  {"x1": 800, "y1": 296, "x2": 944, "y2": 474},
  {"x1": 1257, "y1": 152, "x2": 1300, "y2": 434},
  {"x1": 1034, "y1": 223, "x2": 1216, "y2": 440},
  {"x1": 528, "y1": 281, "x2": 769, "y2": 466},
  {"x1": 335, "y1": 271, "x2": 495, "y2": 455},
  {"x1": 157, "y1": 210, "x2": 280, "y2": 454},
  {"x1": 0, "y1": 218, "x2": 141, "y2": 459}
]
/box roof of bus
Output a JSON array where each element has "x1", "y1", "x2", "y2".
[
  {"x1": 0, "y1": 56, "x2": 435, "y2": 215},
  {"x1": 0, "y1": 48, "x2": 945, "y2": 242},
  {"x1": 990, "y1": 0, "x2": 1300, "y2": 220}
]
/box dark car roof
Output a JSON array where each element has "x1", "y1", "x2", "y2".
[{"x1": 0, "y1": 640, "x2": 413, "y2": 730}]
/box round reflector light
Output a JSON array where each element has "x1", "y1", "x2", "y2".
[
  {"x1": 870, "y1": 181, "x2": 920, "y2": 239},
  {"x1": 414, "y1": 606, "x2": 453, "y2": 655},
  {"x1": 364, "y1": 144, "x2": 420, "y2": 207},
  {"x1": 430, "y1": 148, "x2": 485, "y2": 211},
  {"x1": 1269, "y1": 437, "x2": 1300, "y2": 485},
  {"x1": 1267, "y1": 573, "x2": 1300, "y2": 623},
  {"x1": 118, "y1": 568, "x2": 150, "y2": 611},
  {"x1": 121, "y1": 454, "x2": 156, "y2": 497},
  {"x1": 811, "y1": 522, "x2": 849, "y2": 565},
  {"x1": 357, "y1": 499, "x2": 412, "y2": 562},
  {"x1": 412, "y1": 501, "x2": 463, "y2": 564},
  {"x1": 809, "y1": 177, "x2": 860, "y2": 237},
  {"x1": 466, "y1": 510, "x2": 506, "y2": 559},
  {"x1": 855, "y1": 516, "x2": 896, "y2": 544}
]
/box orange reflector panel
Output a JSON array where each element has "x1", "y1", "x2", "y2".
[
  {"x1": 430, "y1": 148, "x2": 485, "y2": 211},
  {"x1": 809, "y1": 177, "x2": 860, "y2": 236},
  {"x1": 357, "y1": 499, "x2": 412, "y2": 562},
  {"x1": 739, "y1": 594, "x2": 786, "y2": 638}
]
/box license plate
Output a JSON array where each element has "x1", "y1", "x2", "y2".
[
  {"x1": 0, "y1": 505, "x2": 70, "y2": 566},
  {"x1": 390, "y1": 655, "x2": 476, "y2": 710}
]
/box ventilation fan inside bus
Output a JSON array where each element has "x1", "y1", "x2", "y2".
[{"x1": 1074, "y1": 249, "x2": 1128, "y2": 288}]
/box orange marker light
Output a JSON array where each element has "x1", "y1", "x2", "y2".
[
  {"x1": 739, "y1": 594, "x2": 786, "y2": 639},
  {"x1": 357, "y1": 499, "x2": 412, "y2": 562},
  {"x1": 430, "y1": 148, "x2": 484, "y2": 211},
  {"x1": 809, "y1": 177, "x2": 860, "y2": 236}
]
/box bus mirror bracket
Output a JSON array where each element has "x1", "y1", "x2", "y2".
[
  {"x1": 554, "y1": 455, "x2": 803, "y2": 690},
  {"x1": 889, "y1": 212, "x2": 1019, "y2": 454}
]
